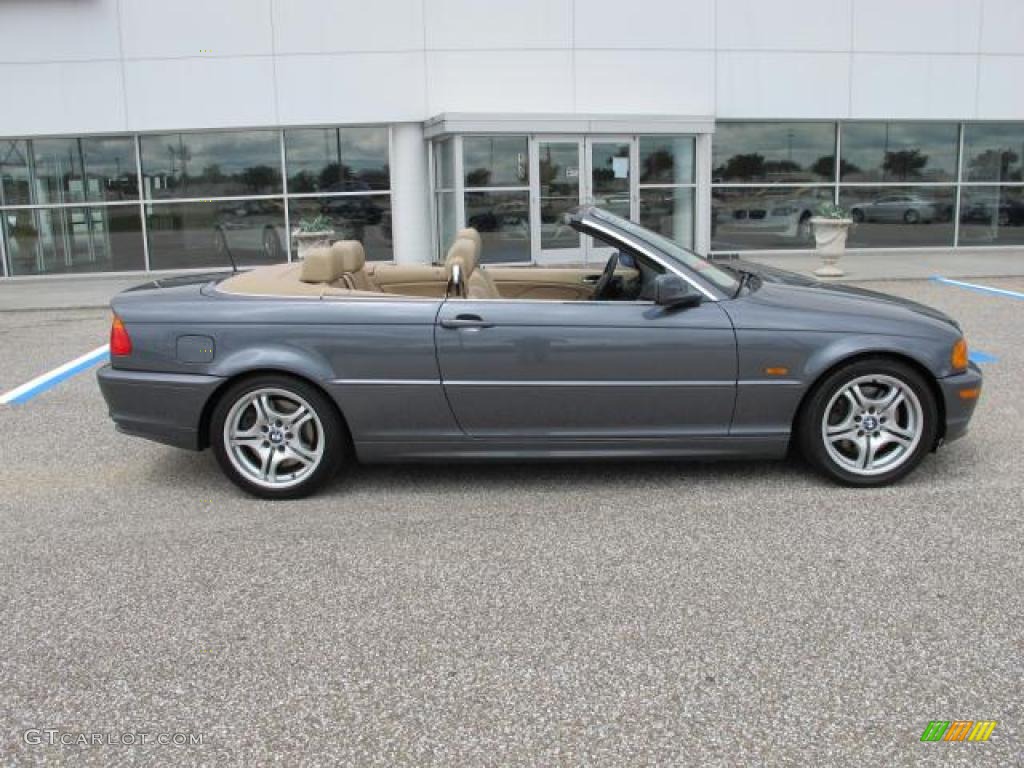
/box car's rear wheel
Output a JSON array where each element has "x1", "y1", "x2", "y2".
[
  {"x1": 903, "y1": 209, "x2": 920, "y2": 224},
  {"x1": 210, "y1": 375, "x2": 346, "y2": 499},
  {"x1": 798, "y1": 359, "x2": 938, "y2": 486}
]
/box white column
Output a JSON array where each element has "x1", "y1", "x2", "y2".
[
  {"x1": 390, "y1": 122, "x2": 433, "y2": 265},
  {"x1": 694, "y1": 131, "x2": 713, "y2": 256}
]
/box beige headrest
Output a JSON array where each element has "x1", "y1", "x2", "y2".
[
  {"x1": 331, "y1": 240, "x2": 365, "y2": 273},
  {"x1": 445, "y1": 238, "x2": 478, "y2": 279},
  {"x1": 300, "y1": 246, "x2": 342, "y2": 283},
  {"x1": 456, "y1": 227, "x2": 481, "y2": 252}
]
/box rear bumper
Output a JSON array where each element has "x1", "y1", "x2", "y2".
[
  {"x1": 937, "y1": 362, "x2": 983, "y2": 445},
  {"x1": 97, "y1": 365, "x2": 223, "y2": 450}
]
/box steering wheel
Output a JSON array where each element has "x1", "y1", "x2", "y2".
[{"x1": 590, "y1": 252, "x2": 619, "y2": 301}]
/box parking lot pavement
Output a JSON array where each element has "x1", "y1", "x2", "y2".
[{"x1": 0, "y1": 278, "x2": 1021, "y2": 766}]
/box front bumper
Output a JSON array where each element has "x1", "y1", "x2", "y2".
[
  {"x1": 937, "y1": 362, "x2": 983, "y2": 445},
  {"x1": 97, "y1": 365, "x2": 223, "y2": 450}
]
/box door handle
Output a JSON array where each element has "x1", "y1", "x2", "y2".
[
  {"x1": 440, "y1": 314, "x2": 494, "y2": 330},
  {"x1": 582, "y1": 274, "x2": 601, "y2": 284}
]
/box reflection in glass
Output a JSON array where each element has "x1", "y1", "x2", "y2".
[
  {"x1": 0, "y1": 140, "x2": 31, "y2": 206},
  {"x1": 285, "y1": 127, "x2": 389, "y2": 193},
  {"x1": 538, "y1": 142, "x2": 581, "y2": 251},
  {"x1": 639, "y1": 136, "x2": 695, "y2": 185},
  {"x1": 712, "y1": 187, "x2": 832, "y2": 250},
  {"x1": 147, "y1": 199, "x2": 286, "y2": 270},
  {"x1": 639, "y1": 188, "x2": 695, "y2": 249},
  {"x1": 840, "y1": 186, "x2": 955, "y2": 247},
  {"x1": 958, "y1": 186, "x2": 1024, "y2": 246},
  {"x1": 840, "y1": 122, "x2": 959, "y2": 182},
  {"x1": 962, "y1": 124, "x2": 1024, "y2": 182},
  {"x1": 463, "y1": 136, "x2": 528, "y2": 188},
  {"x1": 3, "y1": 205, "x2": 144, "y2": 275},
  {"x1": 436, "y1": 191, "x2": 457, "y2": 256},
  {"x1": 713, "y1": 123, "x2": 835, "y2": 183},
  {"x1": 590, "y1": 142, "x2": 631, "y2": 219},
  {"x1": 140, "y1": 130, "x2": 282, "y2": 199},
  {"x1": 31, "y1": 137, "x2": 138, "y2": 203},
  {"x1": 464, "y1": 191, "x2": 530, "y2": 263},
  {"x1": 288, "y1": 195, "x2": 392, "y2": 261},
  {"x1": 433, "y1": 139, "x2": 455, "y2": 190}
]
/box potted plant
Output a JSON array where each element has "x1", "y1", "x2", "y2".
[
  {"x1": 810, "y1": 203, "x2": 853, "y2": 277},
  {"x1": 291, "y1": 214, "x2": 335, "y2": 260}
]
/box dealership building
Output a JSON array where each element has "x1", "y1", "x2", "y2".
[{"x1": 1, "y1": 0, "x2": 1022, "y2": 279}]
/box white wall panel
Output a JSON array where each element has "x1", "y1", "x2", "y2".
[
  {"x1": 124, "y1": 58, "x2": 277, "y2": 131},
  {"x1": 427, "y1": 51, "x2": 573, "y2": 113},
  {"x1": 425, "y1": 0, "x2": 572, "y2": 50},
  {"x1": 716, "y1": 0, "x2": 851, "y2": 52},
  {"x1": 0, "y1": 61, "x2": 125, "y2": 135},
  {"x1": 717, "y1": 52, "x2": 849, "y2": 118},
  {"x1": 575, "y1": 51, "x2": 714, "y2": 114},
  {"x1": 0, "y1": 0, "x2": 122, "y2": 63},
  {"x1": 272, "y1": 0, "x2": 424, "y2": 54},
  {"x1": 574, "y1": 0, "x2": 713, "y2": 50},
  {"x1": 852, "y1": 0, "x2": 981, "y2": 53},
  {"x1": 120, "y1": 0, "x2": 274, "y2": 59},
  {"x1": 851, "y1": 54, "x2": 977, "y2": 119},
  {"x1": 276, "y1": 52, "x2": 426, "y2": 124},
  {"x1": 976, "y1": 56, "x2": 1024, "y2": 119},
  {"x1": 979, "y1": 0, "x2": 1024, "y2": 55}
]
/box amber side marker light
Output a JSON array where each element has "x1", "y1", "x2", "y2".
[
  {"x1": 110, "y1": 315, "x2": 132, "y2": 356},
  {"x1": 951, "y1": 338, "x2": 969, "y2": 371},
  {"x1": 764, "y1": 366, "x2": 789, "y2": 376},
  {"x1": 958, "y1": 388, "x2": 981, "y2": 400}
]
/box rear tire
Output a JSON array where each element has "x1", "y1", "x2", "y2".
[
  {"x1": 210, "y1": 374, "x2": 347, "y2": 499},
  {"x1": 797, "y1": 358, "x2": 938, "y2": 487}
]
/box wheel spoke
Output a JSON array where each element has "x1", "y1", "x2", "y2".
[
  {"x1": 257, "y1": 445, "x2": 274, "y2": 480},
  {"x1": 845, "y1": 384, "x2": 868, "y2": 410},
  {"x1": 286, "y1": 444, "x2": 317, "y2": 467},
  {"x1": 230, "y1": 435, "x2": 264, "y2": 449},
  {"x1": 827, "y1": 425, "x2": 860, "y2": 442},
  {"x1": 878, "y1": 388, "x2": 905, "y2": 417},
  {"x1": 284, "y1": 405, "x2": 311, "y2": 429},
  {"x1": 859, "y1": 435, "x2": 878, "y2": 469},
  {"x1": 882, "y1": 423, "x2": 914, "y2": 445}
]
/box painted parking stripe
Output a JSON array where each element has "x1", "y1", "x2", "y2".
[
  {"x1": 970, "y1": 350, "x2": 998, "y2": 364},
  {"x1": 931, "y1": 276, "x2": 1024, "y2": 300},
  {"x1": 0, "y1": 344, "x2": 110, "y2": 406}
]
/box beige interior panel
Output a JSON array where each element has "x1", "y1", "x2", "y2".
[
  {"x1": 366, "y1": 263, "x2": 449, "y2": 297},
  {"x1": 485, "y1": 265, "x2": 639, "y2": 301}
]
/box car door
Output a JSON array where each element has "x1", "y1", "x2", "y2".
[{"x1": 434, "y1": 296, "x2": 738, "y2": 440}]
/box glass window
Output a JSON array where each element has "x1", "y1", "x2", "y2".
[
  {"x1": 639, "y1": 136, "x2": 695, "y2": 185},
  {"x1": 287, "y1": 195, "x2": 392, "y2": 262},
  {"x1": 0, "y1": 140, "x2": 31, "y2": 206},
  {"x1": 840, "y1": 122, "x2": 959, "y2": 182},
  {"x1": 962, "y1": 123, "x2": 1024, "y2": 182},
  {"x1": 958, "y1": 186, "x2": 1024, "y2": 246},
  {"x1": 31, "y1": 137, "x2": 138, "y2": 204},
  {"x1": 433, "y1": 139, "x2": 455, "y2": 190},
  {"x1": 436, "y1": 191, "x2": 457, "y2": 256},
  {"x1": 285, "y1": 127, "x2": 389, "y2": 193},
  {"x1": 640, "y1": 188, "x2": 695, "y2": 249},
  {"x1": 464, "y1": 191, "x2": 530, "y2": 263},
  {"x1": 538, "y1": 142, "x2": 581, "y2": 252},
  {"x1": 713, "y1": 123, "x2": 836, "y2": 183},
  {"x1": 840, "y1": 186, "x2": 955, "y2": 247},
  {"x1": 463, "y1": 136, "x2": 528, "y2": 188},
  {"x1": 3, "y1": 205, "x2": 144, "y2": 275},
  {"x1": 146, "y1": 199, "x2": 286, "y2": 270},
  {"x1": 140, "y1": 130, "x2": 282, "y2": 199},
  {"x1": 712, "y1": 187, "x2": 832, "y2": 250}
]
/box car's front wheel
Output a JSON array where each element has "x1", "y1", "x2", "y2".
[
  {"x1": 210, "y1": 375, "x2": 346, "y2": 499},
  {"x1": 798, "y1": 359, "x2": 938, "y2": 486}
]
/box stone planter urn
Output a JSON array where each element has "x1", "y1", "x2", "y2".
[
  {"x1": 811, "y1": 217, "x2": 853, "y2": 277},
  {"x1": 292, "y1": 229, "x2": 335, "y2": 261}
]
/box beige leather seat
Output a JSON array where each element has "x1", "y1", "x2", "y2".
[
  {"x1": 331, "y1": 240, "x2": 375, "y2": 291},
  {"x1": 445, "y1": 237, "x2": 500, "y2": 299},
  {"x1": 299, "y1": 246, "x2": 343, "y2": 284}
]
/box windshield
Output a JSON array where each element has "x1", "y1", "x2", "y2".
[{"x1": 586, "y1": 208, "x2": 739, "y2": 294}]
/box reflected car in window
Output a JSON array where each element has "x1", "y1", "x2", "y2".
[
  {"x1": 850, "y1": 194, "x2": 947, "y2": 225},
  {"x1": 213, "y1": 200, "x2": 286, "y2": 263},
  {"x1": 718, "y1": 192, "x2": 820, "y2": 240}
]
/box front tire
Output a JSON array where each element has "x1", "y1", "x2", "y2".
[
  {"x1": 798, "y1": 359, "x2": 938, "y2": 487},
  {"x1": 210, "y1": 375, "x2": 346, "y2": 499}
]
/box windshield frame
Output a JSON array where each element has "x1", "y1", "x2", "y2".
[{"x1": 568, "y1": 206, "x2": 739, "y2": 300}]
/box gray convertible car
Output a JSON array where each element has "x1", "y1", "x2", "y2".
[{"x1": 98, "y1": 206, "x2": 982, "y2": 499}]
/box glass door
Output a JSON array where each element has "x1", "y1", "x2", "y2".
[
  {"x1": 531, "y1": 138, "x2": 584, "y2": 264},
  {"x1": 584, "y1": 138, "x2": 636, "y2": 263}
]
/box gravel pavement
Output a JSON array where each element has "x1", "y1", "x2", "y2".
[{"x1": 0, "y1": 278, "x2": 1021, "y2": 766}]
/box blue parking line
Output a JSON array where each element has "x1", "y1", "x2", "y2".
[
  {"x1": 931, "y1": 276, "x2": 1024, "y2": 300},
  {"x1": 0, "y1": 346, "x2": 110, "y2": 405},
  {"x1": 969, "y1": 350, "x2": 998, "y2": 364}
]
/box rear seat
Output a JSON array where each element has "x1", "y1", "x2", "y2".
[
  {"x1": 298, "y1": 241, "x2": 378, "y2": 291},
  {"x1": 445, "y1": 237, "x2": 500, "y2": 299}
]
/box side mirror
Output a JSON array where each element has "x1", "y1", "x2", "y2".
[{"x1": 653, "y1": 274, "x2": 701, "y2": 309}]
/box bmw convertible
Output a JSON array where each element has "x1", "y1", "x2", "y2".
[{"x1": 97, "y1": 206, "x2": 982, "y2": 499}]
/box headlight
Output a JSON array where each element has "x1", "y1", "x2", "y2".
[{"x1": 951, "y1": 338, "x2": 969, "y2": 371}]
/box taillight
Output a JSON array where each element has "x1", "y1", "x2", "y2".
[{"x1": 110, "y1": 315, "x2": 132, "y2": 356}]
